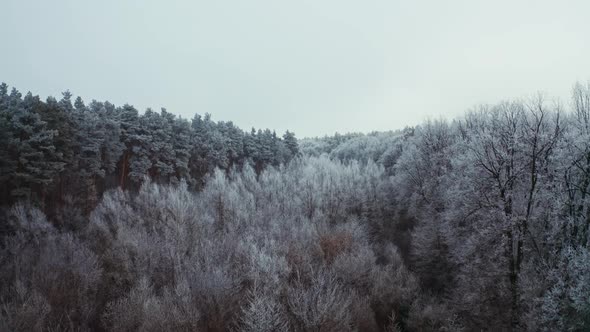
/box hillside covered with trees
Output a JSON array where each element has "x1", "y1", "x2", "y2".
[{"x1": 1, "y1": 82, "x2": 590, "y2": 331}]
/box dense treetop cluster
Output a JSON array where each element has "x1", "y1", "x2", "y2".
[
  {"x1": 0, "y1": 82, "x2": 299, "y2": 216},
  {"x1": 1, "y1": 82, "x2": 590, "y2": 331}
]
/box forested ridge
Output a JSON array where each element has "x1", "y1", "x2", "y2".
[
  {"x1": 0, "y1": 83, "x2": 299, "y2": 214},
  {"x1": 1, "y1": 82, "x2": 590, "y2": 331}
]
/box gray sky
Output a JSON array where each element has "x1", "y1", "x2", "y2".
[{"x1": 2, "y1": 0, "x2": 590, "y2": 137}]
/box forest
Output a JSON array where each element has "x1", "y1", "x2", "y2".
[{"x1": 1, "y1": 81, "x2": 589, "y2": 331}]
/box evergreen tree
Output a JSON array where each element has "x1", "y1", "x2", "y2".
[
  {"x1": 4, "y1": 89, "x2": 65, "y2": 203},
  {"x1": 117, "y1": 104, "x2": 141, "y2": 189},
  {"x1": 283, "y1": 130, "x2": 299, "y2": 159},
  {"x1": 74, "y1": 98, "x2": 106, "y2": 213},
  {"x1": 92, "y1": 101, "x2": 124, "y2": 183},
  {"x1": 127, "y1": 110, "x2": 152, "y2": 187},
  {"x1": 143, "y1": 108, "x2": 175, "y2": 183},
  {"x1": 171, "y1": 116, "x2": 192, "y2": 184},
  {"x1": 0, "y1": 83, "x2": 17, "y2": 202}
]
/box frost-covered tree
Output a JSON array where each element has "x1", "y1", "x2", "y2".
[
  {"x1": 1, "y1": 89, "x2": 65, "y2": 203},
  {"x1": 4, "y1": 80, "x2": 590, "y2": 331},
  {"x1": 283, "y1": 130, "x2": 299, "y2": 158}
]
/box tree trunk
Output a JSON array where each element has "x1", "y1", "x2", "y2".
[
  {"x1": 507, "y1": 228, "x2": 520, "y2": 331},
  {"x1": 120, "y1": 152, "x2": 128, "y2": 190}
]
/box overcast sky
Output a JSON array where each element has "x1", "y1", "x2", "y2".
[{"x1": 2, "y1": 0, "x2": 590, "y2": 137}]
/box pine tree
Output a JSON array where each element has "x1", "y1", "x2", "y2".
[
  {"x1": 74, "y1": 97, "x2": 106, "y2": 213},
  {"x1": 143, "y1": 108, "x2": 175, "y2": 183},
  {"x1": 4, "y1": 88, "x2": 65, "y2": 203},
  {"x1": 127, "y1": 109, "x2": 152, "y2": 187},
  {"x1": 283, "y1": 130, "x2": 299, "y2": 160},
  {"x1": 171, "y1": 116, "x2": 192, "y2": 184},
  {"x1": 117, "y1": 104, "x2": 141, "y2": 189},
  {"x1": 0, "y1": 83, "x2": 17, "y2": 202},
  {"x1": 243, "y1": 128, "x2": 258, "y2": 163},
  {"x1": 92, "y1": 101, "x2": 124, "y2": 183}
]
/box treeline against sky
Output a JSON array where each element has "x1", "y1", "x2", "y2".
[
  {"x1": 0, "y1": 82, "x2": 299, "y2": 218},
  {"x1": 1, "y1": 82, "x2": 590, "y2": 331}
]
